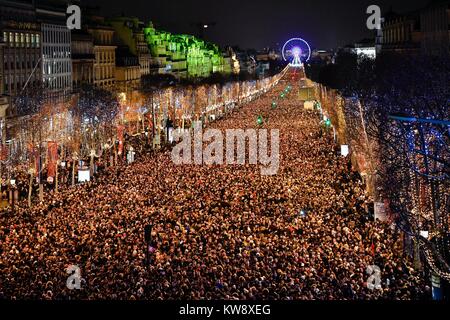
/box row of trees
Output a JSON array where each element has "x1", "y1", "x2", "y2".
[
  {"x1": 1, "y1": 67, "x2": 288, "y2": 207},
  {"x1": 307, "y1": 52, "x2": 450, "y2": 290}
]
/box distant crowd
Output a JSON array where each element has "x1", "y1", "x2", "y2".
[{"x1": 1, "y1": 73, "x2": 429, "y2": 300}]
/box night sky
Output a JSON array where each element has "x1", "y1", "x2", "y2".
[{"x1": 87, "y1": 0, "x2": 430, "y2": 50}]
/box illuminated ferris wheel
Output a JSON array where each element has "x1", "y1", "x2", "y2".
[{"x1": 282, "y1": 38, "x2": 311, "y2": 68}]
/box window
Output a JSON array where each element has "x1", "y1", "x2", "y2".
[
  {"x1": 26, "y1": 34, "x2": 30, "y2": 47},
  {"x1": 36, "y1": 34, "x2": 40, "y2": 46}
]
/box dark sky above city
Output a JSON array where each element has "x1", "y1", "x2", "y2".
[{"x1": 87, "y1": 0, "x2": 431, "y2": 50}]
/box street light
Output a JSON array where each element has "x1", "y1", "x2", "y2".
[{"x1": 257, "y1": 115, "x2": 264, "y2": 126}]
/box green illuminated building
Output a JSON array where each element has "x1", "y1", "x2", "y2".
[{"x1": 144, "y1": 22, "x2": 232, "y2": 79}]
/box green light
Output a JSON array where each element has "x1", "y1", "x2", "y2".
[
  {"x1": 271, "y1": 101, "x2": 277, "y2": 108},
  {"x1": 144, "y1": 23, "x2": 230, "y2": 78},
  {"x1": 280, "y1": 93, "x2": 285, "y2": 98},
  {"x1": 257, "y1": 115, "x2": 264, "y2": 125},
  {"x1": 325, "y1": 119, "x2": 331, "y2": 127}
]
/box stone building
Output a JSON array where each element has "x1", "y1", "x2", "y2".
[
  {"x1": 0, "y1": 0, "x2": 42, "y2": 99},
  {"x1": 71, "y1": 30, "x2": 95, "y2": 89},
  {"x1": 382, "y1": 10, "x2": 422, "y2": 54},
  {"x1": 109, "y1": 17, "x2": 153, "y2": 76},
  {"x1": 87, "y1": 16, "x2": 117, "y2": 90},
  {"x1": 420, "y1": 0, "x2": 450, "y2": 55},
  {"x1": 115, "y1": 46, "x2": 140, "y2": 93}
]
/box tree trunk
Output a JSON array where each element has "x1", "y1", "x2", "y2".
[
  {"x1": 28, "y1": 174, "x2": 33, "y2": 207},
  {"x1": 114, "y1": 145, "x2": 118, "y2": 166},
  {"x1": 90, "y1": 154, "x2": 94, "y2": 177},
  {"x1": 55, "y1": 163, "x2": 59, "y2": 194},
  {"x1": 39, "y1": 183, "x2": 43, "y2": 203},
  {"x1": 72, "y1": 159, "x2": 76, "y2": 186}
]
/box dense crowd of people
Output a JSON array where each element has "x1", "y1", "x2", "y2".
[{"x1": 0, "y1": 71, "x2": 429, "y2": 300}]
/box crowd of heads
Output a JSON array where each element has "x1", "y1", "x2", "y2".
[{"x1": 0, "y1": 72, "x2": 429, "y2": 300}]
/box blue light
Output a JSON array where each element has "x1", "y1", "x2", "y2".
[{"x1": 282, "y1": 37, "x2": 312, "y2": 67}]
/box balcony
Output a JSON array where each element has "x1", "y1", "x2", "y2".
[{"x1": 72, "y1": 53, "x2": 96, "y2": 60}]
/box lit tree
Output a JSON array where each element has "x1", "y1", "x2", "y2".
[
  {"x1": 351, "y1": 53, "x2": 449, "y2": 279},
  {"x1": 72, "y1": 85, "x2": 120, "y2": 173}
]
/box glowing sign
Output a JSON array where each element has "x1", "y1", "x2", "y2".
[
  {"x1": 78, "y1": 169, "x2": 90, "y2": 183},
  {"x1": 341, "y1": 145, "x2": 349, "y2": 157}
]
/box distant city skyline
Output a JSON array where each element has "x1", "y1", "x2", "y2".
[{"x1": 88, "y1": 0, "x2": 431, "y2": 50}]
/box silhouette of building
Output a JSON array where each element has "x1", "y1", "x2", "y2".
[
  {"x1": 420, "y1": 0, "x2": 450, "y2": 55},
  {"x1": 380, "y1": 1, "x2": 450, "y2": 55},
  {"x1": 381, "y1": 10, "x2": 422, "y2": 54}
]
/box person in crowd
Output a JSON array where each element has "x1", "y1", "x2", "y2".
[{"x1": 0, "y1": 75, "x2": 429, "y2": 300}]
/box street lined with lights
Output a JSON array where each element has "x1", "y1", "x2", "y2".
[{"x1": 0, "y1": 68, "x2": 427, "y2": 300}]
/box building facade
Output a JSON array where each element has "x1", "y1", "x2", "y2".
[
  {"x1": 144, "y1": 23, "x2": 184, "y2": 77},
  {"x1": 0, "y1": 0, "x2": 42, "y2": 100},
  {"x1": 109, "y1": 17, "x2": 153, "y2": 76},
  {"x1": 382, "y1": 11, "x2": 422, "y2": 54},
  {"x1": 88, "y1": 24, "x2": 116, "y2": 90},
  {"x1": 0, "y1": 35, "x2": 8, "y2": 137},
  {"x1": 420, "y1": 0, "x2": 450, "y2": 55},
  {"x1": 144, "y1": 22, "x2": 231, "y2": 79},
  {"x1": 115, "y1": 46, "x2": 140, "y2": 92},
  {"x1": 41, "y1": 23, "x2": 72, "y2": 94},
  {"x1": 35, "y1": 0, "x2": 73, "y2": 99},
  {"x1": 381, "y1": 1, "x2": 450, "y2": 55},
  {"x1": 222, "y1": 47, "x2": 240, "y2": 75},
  {"x1": 71, "y1": 30, "x2": 95, "y2": 89},
  {"x1": 236, "y1": 51, "x2": 257, "y2": 75}
]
